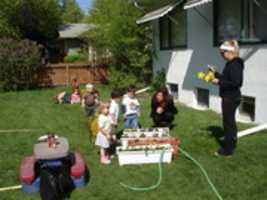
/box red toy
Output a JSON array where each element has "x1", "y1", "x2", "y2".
[
  {"x1": 20, "y1": 156, "x2": 36, "y2": 185},
  {"x1": 71, "y1": 152, "x2": 86, "y2": 178}
]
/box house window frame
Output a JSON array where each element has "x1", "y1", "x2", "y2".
[
  {"x1": 168, "y1": 83, "x2": 179, "y2": 100},
  {"x1": 213, "y1": 0, "x2": 267, "y2": 46},
  {"x1": 159, "y1": 7, "x2": 187, "y2": 50},
  {"x1": 195, "y1": 88, "x2": 210, "y2": 109},
  {"x1": 238, "y1": 95, "x2": 256, "y2": 122}
]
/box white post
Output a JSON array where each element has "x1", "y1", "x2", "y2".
[
  {"x1": 136, "y1": 87, "x2": 151, "y2": 94},
  {"x1": 238, "y1": 123, "x2": 267, "y2": 138},
  {"x1": 0, "y1": 185, "x2": 22, "y2": 192}
]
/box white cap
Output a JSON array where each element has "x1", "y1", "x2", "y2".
[
  {"x1": 219, "y1": 44, "x2": 235, "y2": 52},
  {"x1": 85, "y1": 83, "x2": 94, "y2": 90}
]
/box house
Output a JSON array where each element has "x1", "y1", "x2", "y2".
[
  {"x1": 58, "y1": 23, "x2": 93, "y2": 56},
  {"x1": 43, "y1": 23, "x2": 108, "y2": 87},
  {"x1": 48, "y1": 23, "x2": 94, "y2": 63},
  {"x1": 137, "y1": 0, "x2": 267, "y2": 124}
]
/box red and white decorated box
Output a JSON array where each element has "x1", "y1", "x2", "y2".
[{"x1": 117, "y1": 128, "x2": 180, "y2": 166}]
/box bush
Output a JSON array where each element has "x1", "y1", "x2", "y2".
[
  {"x1": 64, "y1": 53, "x2": 88, "y2": 63},
  {"x1": 0, "y1": 38, "x2": 44, "y2": 91},
  {"x1": 108, "y1": 69, "x2": 139, "y2": 91},
  {"x1": 150, "y1": 70, "x2": 166, "y2": 93}
]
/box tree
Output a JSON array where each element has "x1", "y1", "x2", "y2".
[
  {"x1": 138, "y1": 0, "x2": 176, "y2": 11},
  {"x1": 0, "y1": 38, "x2": 45, "y2": 91},
  {"x1": 86, "y1": 0, "x2": 152, "y2": 86},
  {"x1": 61, "y1": 0, "x2": 84, "y2": 23},
  {"x1": 0, "y1": 0, "x2": 62, "y2": 44}
]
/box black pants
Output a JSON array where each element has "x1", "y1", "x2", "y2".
[
  {"x1": 152, "y1": 112, "x2": 175, "y2": 127},
  {"x1": 221, "y1": 98, "x2": 240, "y2": 154}
]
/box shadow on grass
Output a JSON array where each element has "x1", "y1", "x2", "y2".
[
  {"x1": 84, "y1": 166, "x2": 91, "y2": 185},
  {"x1": 206, "y1": 126, "x2": 224, "y2": 146}
]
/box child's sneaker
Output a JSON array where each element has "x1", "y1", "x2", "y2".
[
  {"x1": 101, "y1": 156, "x2": 111, "y2": 165},
  {"x1": 101, "y1": 159, "x2": 111, "y2": 165}
]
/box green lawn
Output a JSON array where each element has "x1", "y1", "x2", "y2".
[{"x1": 0, "y1": 85, "x2": 266, "y2": 200}]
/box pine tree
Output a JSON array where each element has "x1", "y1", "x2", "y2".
[{"x1": 61, "y1": 0, "x2": 84, "y2": 23}]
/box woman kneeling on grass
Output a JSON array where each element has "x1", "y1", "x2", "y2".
[
  {"x1": 150, "y1": 88, "x2": 178, "y2": 127},
  {"x1": 210, "y1": 40, "x2": 244, "y2": 157}
]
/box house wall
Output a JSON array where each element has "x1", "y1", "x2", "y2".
[{"x1": 152, "y1": 4, "x2": 267, "y2": 123}]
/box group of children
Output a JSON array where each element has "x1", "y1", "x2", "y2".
[
  {"x1": 53, "y1": 81, "x2": 141, "y2": 165},
  {"x1": 95, "y1": 85, "x2": 140, "y2": 164}
]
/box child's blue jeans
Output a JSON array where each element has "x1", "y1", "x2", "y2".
[{"x1": 124, "y1": 114, "x2": 139, "y2": 129}]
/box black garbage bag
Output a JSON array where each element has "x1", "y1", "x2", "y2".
[
  {"x1": 40, "y1": 168, "x2": 62, "y2": 200},
  {"x1": 39, "y1": 156, "x2": 75, "y2": 200}
]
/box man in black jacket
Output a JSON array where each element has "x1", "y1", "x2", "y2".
[{"x1": 210, "y1": 40, "x2": 244, "y2": 157}]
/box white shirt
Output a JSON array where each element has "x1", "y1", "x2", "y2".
[
  {"x1": 98, "y1": 114, "x2": 112, "y2": 134},
  {"x1": 109, "y1": 100, "x2": 119, "y2": 125},
  {"x1": 122, "y1": 94, "x2": 140, "y2": 116}
]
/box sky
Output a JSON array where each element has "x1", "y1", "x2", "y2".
[{"x1": 77, "y1": 0, "x2": 93, "y2": 13}]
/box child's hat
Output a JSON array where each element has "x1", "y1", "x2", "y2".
[{"x1": 86, "y1": 83, "x2": 94, "y2": 90}]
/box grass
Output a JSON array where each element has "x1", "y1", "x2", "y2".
[{"x1": 0, "y1": 85, "x2": 266, "y2": 200}]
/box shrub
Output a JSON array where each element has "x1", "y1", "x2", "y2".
[
  {"x1": 0, "y1": 38, "x2": 44, "y2": 91},
  {"x1": 150, "y1": 70, "x2": 166, "y2": 93},
  {"x1": 108, "y1": 69, "x2": 139, "y2": 91},
  {"x1": 64, "y1": 53, "x2": 88, "y2": 63}
]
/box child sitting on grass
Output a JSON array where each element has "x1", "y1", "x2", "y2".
[
  {"x1": 95, "y1": 102, "x2": 112, "y2": 165},
  {"x1": 70, "y1": 88, "x2": 81, "y2": 104},
  {"x1": 122, "y1": 85, "x2": 140, "y2": 129},
  {"x1": 53, "y1": 78, "x2": 80, "y2": 104}
]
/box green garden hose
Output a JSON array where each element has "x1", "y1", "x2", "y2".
[
  {"x1": 178, "y1": 147, "x2": 223, "y2": 200},
  {"x1": 120, "y1": 147, "x2": 224, "y2": 200},
  {"x1": 120, "y1": 148, "x2": 165, "y2": 191}
]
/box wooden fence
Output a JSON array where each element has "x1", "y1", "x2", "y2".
[{"x1": 40, "y1": 63, "x2": 108, "y2": 86}]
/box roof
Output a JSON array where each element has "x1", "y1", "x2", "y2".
[
  {"x1": 58, "y1": 23, "x2": 93, "y2": 39},
  {"x1": 183, "y1": 0, "x2": 213, "y2": 10},
  {"x1": 136, "y1": 0, "x2": 213, "y2": 24},
  {"x1": 136, "y1": 1, "x2": 184, "y2": 24}
]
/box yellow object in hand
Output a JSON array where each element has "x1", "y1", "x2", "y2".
[
  {"x1": 197, "y1": 71, "x2": 215, "y2": 83},
  {"x1": 197, "y1": 72, "x2": 206, "y2": 79},
  {"x1": 205, "y1": 71, "x2": 215, "y2": 82}
]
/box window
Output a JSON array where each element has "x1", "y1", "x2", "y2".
[
  {"x1": 160, "y1": 17, "x2": 169, "y2": 49},
  {"x1": 168, "y1": 83, "x2": 179, "y2": 100},
  {"x1": 159, "y1": 6, "x2": 187, "y2": 49},
  {"x1": 239, "y1": 96, "x2": 255, "y2": 122},
  {"x1": 196, "y1": 88, "x2": 209, "y2": 108},
  {"x1": 215, "y1": 0, "x2": 267, "y2": 44}
]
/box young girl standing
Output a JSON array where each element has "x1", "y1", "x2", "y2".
[{"x1": 95, "y1": 102, "x2": 112, "y2": 164}]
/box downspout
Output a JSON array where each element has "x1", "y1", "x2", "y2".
[{"x1": 238, "y1": 123, "x2": 267, "y2": 138}]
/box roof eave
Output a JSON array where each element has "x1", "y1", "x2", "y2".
[
  {"x1": 184, "y1": 0, "x2": 213, "y2": 10},
  {"x1": 136, "y1": 1, "x2": 184, "y2": 25}
]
